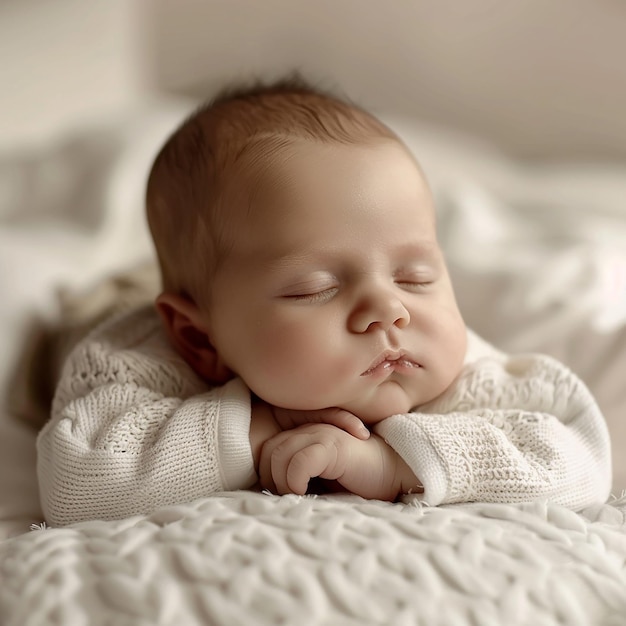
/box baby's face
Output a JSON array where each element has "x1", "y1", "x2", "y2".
[{"x1": 205, "y1": 139, "x2": 467, "y2": 424}]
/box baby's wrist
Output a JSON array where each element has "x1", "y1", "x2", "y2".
[
  {"x1": 373, "y1": 434, "x2": 422, "y2": 498},
  {"x1": 249, "y1": 399, "x2": 281, "y2": 473},
  {"x1": 395, "y1": 456, "x2": 423, "y2": 497},
  {"x1": 367, "y1": 434, "x2": 421, "y2": 501}
]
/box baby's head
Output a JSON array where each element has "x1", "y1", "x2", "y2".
[{"x1": 146, "y1": 77, "x2": 467, "y2": 423}]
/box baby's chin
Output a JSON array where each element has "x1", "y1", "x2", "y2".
[
  {"x1": 340, "y1": 395, "x2": 417, "y2": 426},
  {"x1": 339, "y1": 379, "x2": 454, "y2": 424}
]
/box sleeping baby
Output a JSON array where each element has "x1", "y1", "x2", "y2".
[{"x1": 37, "y1": 77, "x2": 612, "y2": 525}]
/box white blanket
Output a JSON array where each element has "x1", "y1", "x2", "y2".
[
  {"x1": 1, "y1": 102, "x2": 625, "y2": 623},
  {"x1": 2, "y1": 492, "x2": 626, "y2": 624}
]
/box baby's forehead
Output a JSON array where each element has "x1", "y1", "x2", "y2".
[
  {"x1": 223, "y1": 136, "x2": 361, "y2": 206},
  {"x1": 212, "y1": 133, "x2": 428, "y2": 239},
  {"x1": 234, "y1": 133, "x2": 411, "y2": 181},
  {"x1": 228, "y1": 136, "x2": 426, "y2": 214}
]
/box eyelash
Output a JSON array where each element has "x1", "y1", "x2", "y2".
[
  {"x1": 288, "y1": 288, "x2": 338, "y2": 303},
  {"x1": 395, "y1": 280, "x2": 433, "y2": 291}
]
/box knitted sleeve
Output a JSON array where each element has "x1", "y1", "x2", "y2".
[
  {"x1": 37, "y1": 312, "x2": 257, "y2": 526},
  {"x1": 375, "y1": 354, "x2": 612, "y2": 510}
]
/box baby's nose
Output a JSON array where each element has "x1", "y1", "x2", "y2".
[{"x1": 348, "y1": 291, "x2": 410, "y2": 333}]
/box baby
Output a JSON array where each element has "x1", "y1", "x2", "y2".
[{"x1": 37, "y1": 78, "x2": 612, "y2": 526}]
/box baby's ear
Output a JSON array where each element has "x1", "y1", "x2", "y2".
[{"x1": 155, "y1": 293, "x2": 233, "y2": 384}]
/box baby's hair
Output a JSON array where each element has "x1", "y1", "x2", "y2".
[{"x1": 146, "y1": 74, "x2": 400, "y2": 307}]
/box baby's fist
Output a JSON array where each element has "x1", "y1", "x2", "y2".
[{"x1": 259, "y1": 424, "x2": 354, "y2": 496}]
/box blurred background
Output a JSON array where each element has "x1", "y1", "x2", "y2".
[
  {"x1": 2, "y1": 0, "x2": 626, "y2": 160},
  {"x1": 1, "y1": 0, "x2": 626, "y2": 528}
]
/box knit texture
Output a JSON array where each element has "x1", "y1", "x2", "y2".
[
  {"x1": 38, "y1": 306, "x2": 611, "y2": 526},
  {"x1": 37, "y1": 307, "x2": 256, "y2": 526},
  {"x1": 3, "y1": 493, "x2": 626, "y2": 625},
  {"x1": 378, "y1": 347, "x2": 612, "y2": 509}
]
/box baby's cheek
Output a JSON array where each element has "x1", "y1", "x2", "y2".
[
  {"x1": 257, "y1": 324, "x2": 341, "y2": 395},
  {"x1": 261, "y1": 325, "x2": 319, "y2": 376}
]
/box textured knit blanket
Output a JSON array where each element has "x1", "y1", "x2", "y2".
[{"x1": 2, "y1": 491, "x2": 626, "y2": 625}]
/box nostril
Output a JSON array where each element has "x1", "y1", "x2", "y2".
[
  {"x1": 348, "y1": 293, "x2": 410, "y2": 333},
  {"x1": 395, "y1": 317, "x2": 408, "y2": 329},
  {"x1": 392, "y1": 304, "x2": 411, "y2": 329}
]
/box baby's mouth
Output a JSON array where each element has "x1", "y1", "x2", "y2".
[{"x1": 361, "y1": 351, "x2": 420, "y2": 376}]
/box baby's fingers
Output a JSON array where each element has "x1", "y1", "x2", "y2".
[
  {"x1": 320, "y1": 409, "x2": 370, "y2": 440},
  {"x1": 284, "y1": 442, "x2": 336, "y2": 495},
  {"x1": 272, "y1": 407, "x2": 370, "y2": 440}
]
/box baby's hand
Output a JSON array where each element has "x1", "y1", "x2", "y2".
[
  {"x1": 271, "y1": 406, "x2": 370, "y2": 441},
  {"x1": 258, "y1": 424, "x2": 420, "y2": 501}
]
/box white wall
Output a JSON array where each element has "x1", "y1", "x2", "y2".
[
  {"x1": 0, "y1": 0, "x2": 150, "y2": 148},
  {"x1": 151, "y1": 0, "x2": 626, "y2": 160},
  {"x1": 2, "y1": 0, "x2": 626, "y2": 160}
]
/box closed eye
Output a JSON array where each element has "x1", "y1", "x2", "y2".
[
  {"x1": 395, "y1": 280, "x2": 433, "y2": 292},
  {"x1": 286, "y1": 287, "x2": 338, "y2": 304}
]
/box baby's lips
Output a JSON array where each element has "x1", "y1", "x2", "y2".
[{"x1": 361, "y1": 349, "x2": 419, "y2": 376}]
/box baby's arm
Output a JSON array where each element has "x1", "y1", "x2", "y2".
[
  {"x1": 37, "y1": 306, "x2": 264, "y2": 526},
  {"x1": 38, "y1": 375, "x2": 257, "y2": 526},
  {"x1": 375, "y1": 354, "x2": 612, "y2": 510},
  {"x1": 257, "y1": 423, "x2": 421, "y2": 501}
]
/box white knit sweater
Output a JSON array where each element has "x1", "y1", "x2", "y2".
[{"x1": 37, "y1": 306, "x2": 612, "y2": 526}]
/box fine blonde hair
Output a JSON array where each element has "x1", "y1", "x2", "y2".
[{"x1": 146, "y1": 76, "x2": 399, "y2": 307}]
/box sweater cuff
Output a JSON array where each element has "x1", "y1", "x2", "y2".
[
  {"x1": 375, "y1": 415, "x2": 448, "y2": 506},
  {"x1": 216, "y1": 378, "x2": 257, "y2": 491}
]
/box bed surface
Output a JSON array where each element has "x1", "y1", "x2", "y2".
[{"x1": 3, "y1": 491, "x2": 626, "y2": 625}]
